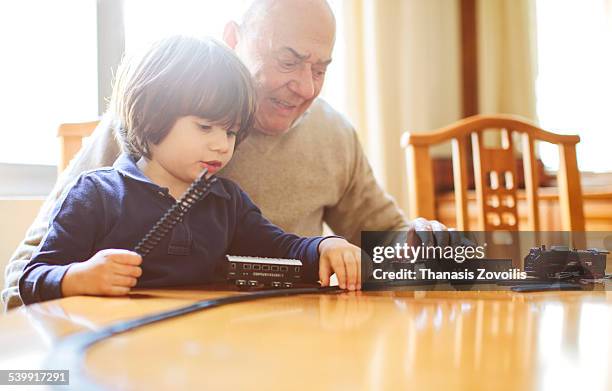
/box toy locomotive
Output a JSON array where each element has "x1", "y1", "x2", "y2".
[
  {"x1": 226, "y1": 255, "x2": 302, "y2": 288},
  {"x1": 524, "y1": 245, "x2": 608, "y2": 280}
]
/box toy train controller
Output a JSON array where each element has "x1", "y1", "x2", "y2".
[
  {"x1": 524, "y1": 245, "x2": 609, "y2": 280},
  {"x1": 226, "y1": 255, "x2": 303, "y2": 288}
]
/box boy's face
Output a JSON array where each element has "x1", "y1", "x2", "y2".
[{"x1": 149, "y1": 116, "x2": 237, "y2": 184}]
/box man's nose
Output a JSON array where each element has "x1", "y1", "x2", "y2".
[{"x1": 288, "y1": 65, "x2": 316, "y2": 100}]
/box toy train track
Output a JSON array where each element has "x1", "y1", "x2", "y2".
[{"x1": 45, "y1": 286, "x2": 340, "y2": 390}]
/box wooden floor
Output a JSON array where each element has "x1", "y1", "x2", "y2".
[{"x1": 1, "y1": 284, "x2": 612, "y2": 390}]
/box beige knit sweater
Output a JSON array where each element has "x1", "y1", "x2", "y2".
[{"x1": 2, "y1": 99, "x2": 407, "y2": 309}]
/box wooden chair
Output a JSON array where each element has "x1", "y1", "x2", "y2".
[
  {"x1": 57, "y1": 121, "x2": 100, "y2": 173},
  {"x1": 401, "y1": 114, "x2": 585, "y2": 231}
]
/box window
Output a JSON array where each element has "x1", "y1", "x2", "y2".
[
  {"x1": 322, "y1": 0, "x2": 349, "y2": 117},
  {"x1": 1, "y1": 0, "x2": 348, "y2": 166},
  {"x1": 535, "y1": 0, "x2": 612, "y2": 173},
  {"x1": 0, "y1": 0, "x2": 98, "y2": 166},
  {"x1": 123, "y1": 0, "x2": 249, "y2": 53}
]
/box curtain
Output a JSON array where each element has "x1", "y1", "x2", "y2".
[
  {"x1": 337, "y1": 0, "x2": 463, "y2": 213},
  {"x1": 477, "y1": 0, "x2": 538, "y2": 119},
  {"x1": 334, "y1": 0, "x2": 539, "y2": 214}
]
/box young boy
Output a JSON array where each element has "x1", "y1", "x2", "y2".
[{"x1": 19, "y1": 36, "x2": 361, "y2": 304}]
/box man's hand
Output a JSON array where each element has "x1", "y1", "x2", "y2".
[
  {"x1": 407, "y1": 217, "x2": 459, "y2": 247},
  {"x1": 61, "y1": 249, "x2": 142, "y2": 297},
  {"x1": 318, "y1": 238, "x2": 361, "y2": 291}
]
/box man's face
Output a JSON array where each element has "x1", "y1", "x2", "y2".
[{"x1": 236, "y1": 9, "x2": 335, "y2": 135}]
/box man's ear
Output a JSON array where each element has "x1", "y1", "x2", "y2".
[{"x1": 223, "y1": 21, "x2": 240, "y2": 49}]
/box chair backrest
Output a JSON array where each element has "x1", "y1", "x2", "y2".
[
  {"x1": 401, "y1": 114, "x2": 585, "y2": 231},
  {"x1": 57, "y1": 121, "x2": 100, "y2": 173}
]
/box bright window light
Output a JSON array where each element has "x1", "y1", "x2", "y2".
[
  {"x1": 0, "y1": 0, "x2": 98, "y2": 166},
  {"x1": 123, "y1": 0, "x2": 250, "y2": 53},
  {"x1": 536, "y1": 0, "x2": 612, "y2": 173},
  {"x1": 0, "y1": 0, "x2": 347, "y2": 166}
]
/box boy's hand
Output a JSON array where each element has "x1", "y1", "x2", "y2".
[
  {"x1": 61, "y1": 249, "x2": 143, "y2": 297},
  {"x1": 318, "y1": 238, "x2": 361, "y2": 291}
]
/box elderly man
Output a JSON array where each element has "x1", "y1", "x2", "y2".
[{"x1": 2, "y1": 0, "x2": 446, "y2": 310}]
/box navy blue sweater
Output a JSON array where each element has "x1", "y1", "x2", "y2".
[{"x1": 19, "y1": 154, "x2": 325, "y2": 304}]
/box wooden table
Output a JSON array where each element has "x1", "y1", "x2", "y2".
[{"x1": 1, "y1": 285, "x2": 611, "y2": 390}]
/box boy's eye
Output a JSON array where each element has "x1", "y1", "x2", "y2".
[{"x1": 199, "y1": 124, "x2": 212, "y2": 131}]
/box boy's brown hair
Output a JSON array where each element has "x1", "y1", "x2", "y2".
[{"x1": 111, "y1": 35, "x2": 256, "y2": 159}]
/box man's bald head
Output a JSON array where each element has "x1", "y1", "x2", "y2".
[
  {"x1": 223, "y1": 0, "x2": 337, "y2": 135},
  {"x1": 240, "y1": 0, "x2": 335, "y2": 41}
]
